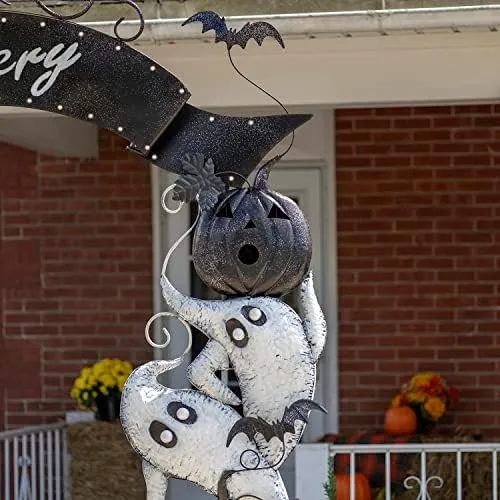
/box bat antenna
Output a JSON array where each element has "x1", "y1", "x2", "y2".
[{"x1": 227, "y1": 50, "x2": 295, "y2": 168}]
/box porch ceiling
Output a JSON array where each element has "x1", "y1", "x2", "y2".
[
  {"x1": 78, "y1": 4, "x2": 500, "y2": 42},
  {"x1": 128, "y1": 30, "x2": 500, "y2": 109},
  {"x1": 8, "y1": 1, "x2": 500, "y2": 21}
]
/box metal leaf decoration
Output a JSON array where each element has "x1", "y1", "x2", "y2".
[{"x1": 173, "y1": 154, "x2": 226, "y2": 210}]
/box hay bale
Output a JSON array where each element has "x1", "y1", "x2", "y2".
[
  {"x1": 68, "y1": 421, "x2": 145, "y2": 500},
  {"x1": 393, "y1": 434, "x2": 494, "y2": 500}
]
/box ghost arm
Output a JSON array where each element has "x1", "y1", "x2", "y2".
[
  {"x1": 187, "y1": 340, "x2": 242, "y2": 406},
  {"x1": 142, "y1": 461, "x2": 169, "y2": 500},
  {"x1": 299, "y1": 272, "x2": 327, "y2": 363}
]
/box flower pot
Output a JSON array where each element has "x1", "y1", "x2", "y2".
[
  {"x1": 95, "y1": 392, "x2": 121, "y2": 421},
  {"x1": 415, "y1": 413, "x2": 436, "y2": 435}
]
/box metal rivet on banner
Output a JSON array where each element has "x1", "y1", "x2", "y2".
[
  {"x1": 40, "y1": 22, "x2": 46, "y2": 28},
  {"x1": 115, "y1": 46, "x2": 121, "y2": 51},
  {"x1": 209, "y1": 116, "x2": 215, "y2": 122},
  {"x1": 150, "y1": 65, "x2": 156, "y2": 72},
  {"x1": 179, "y1": 88, "x2": 185, "y2": 95},
  {"x1": 117, "y1": 126, "x2": 124, "y2": 132},
  {"x1": 145, "y1": 145, "x2": 151, "y2": 151},
  {"x1": 1, "y1": 18, "x2": 7, "y2": 24},
  {"x1": 57, "y1": 105, "x2": 63, "y2": 111},
  {"x1": 248, "y1": 119, "x2": 255, "y2": 126},
  {"x1": 78, "y1": 31, "x2": 84, "y2": 37},
  {"x1": 88, "y1": 113, "x2": 94, "y2": 120},
  {"x1": 26, "y1": 98, "x2": 32, "y2": 104},
  {"x1": 152, "y1": 155, "x2": 158, "y2": 161},
  {"x1": 229, "y1": 176, "x2": 235, "y2": 182}
]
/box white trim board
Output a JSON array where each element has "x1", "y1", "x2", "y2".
[{"x1": 141, "y1": 31, "x2": 500, "y2": 109}]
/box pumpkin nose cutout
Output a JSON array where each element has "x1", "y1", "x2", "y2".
[
  {"x1": 238, "y1": 244, "x2": 259, "y2": 265},
  {"x1": 244, "y1": 220, "x2": 256, "y2": 229}
]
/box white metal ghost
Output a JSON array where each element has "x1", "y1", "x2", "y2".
[
  {"x1": 120, "y1": 358, "x2": 289, "y2": 500},
  {"x1": 160, "y1": 270, "x2": 327, "y2": 466}
]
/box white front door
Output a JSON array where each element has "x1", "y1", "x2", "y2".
[{"x1": 156, "y1": 163, "x2": 329, "y2": 500}]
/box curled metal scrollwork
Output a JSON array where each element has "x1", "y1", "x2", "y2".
[
  {"x1": 34, "y1": 0, "x2": 95, "y2": 20},
  {"x1": 403, "y1": 475, "x2": 444, "y2": 500},
  {"x1": 112, "y1": 0, "x2": 145, "y2": 42},
  {"x1": 0, "y1": 0, "x2": 145, "y2": 42}
]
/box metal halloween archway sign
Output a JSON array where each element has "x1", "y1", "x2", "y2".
[
  {"x1": 0, "y1": 7, "x2": 310, "y2": 185},
  {"x1": 0, "y1": 3, "x2": 328, "y2": 499}
]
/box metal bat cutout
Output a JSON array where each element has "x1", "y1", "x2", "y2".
[
  {"x1": 120, "y1": 359, "x2": 289, "y2": 500},
  {"x1": 0, "y1": 11, "x2": 311, "y2": 185},
  {"x1": 183, "y1": 11, "x2": 285, "y2": 51},
  {"x1": 226, "y1": 399, "x2": 327, "y2": 448},
  {"x1": 160, "y1": 269, "x2": 328, "y2": 466}
]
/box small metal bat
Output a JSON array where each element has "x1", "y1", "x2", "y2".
[
  {"x1": 226, "y1": 399, "x2": 327, "y2": 447},
  {"x1": 183, "y1": 10, "x2": 285, "y2": 51}
]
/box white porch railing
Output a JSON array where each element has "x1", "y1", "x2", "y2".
[
  {"x1": 0, "y1": 423, "x2": 68, "y2": 500},
  {"x1": 295, "y1": 442, "x2": 500, "y2": 500}
]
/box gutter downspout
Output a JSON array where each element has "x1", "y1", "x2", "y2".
[{"x1": 81, "y1": 4, "x2": 500, "y2": 42}]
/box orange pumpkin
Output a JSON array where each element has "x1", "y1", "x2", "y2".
[
  {"x1": 384, "y1": 406, "x2": 417, "y2": 435},
  {"x1": 335, "y1": 472, "x2": 372, "y2": 500}
]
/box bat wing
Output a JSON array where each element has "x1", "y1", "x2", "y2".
[
  {"x1": 282, "y1": 399, "x2": 328, "y2": 431},
  {"x1": 226, "y1": 417, "x2": 278, "y2": 447},
  {"x1": 182, "y1": 11, "x2": 229, "y2": 43},
  {"x1": 235, "y1": 21, "x2": 285, "y2": 49}
]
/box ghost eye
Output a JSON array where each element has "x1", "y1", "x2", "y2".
[
  {"x1": 150, "y1": 420, "x2": 177, "y2": 448},
  {"x1": 241, "y1": 306, "x2": 267, "y2": 326},
  {"x1": 268, "y1": 203, "x2": 289, "y2": 220},
  {"x1": 216, "y1": 201, "x2": 233, "y2": 218},
  {"x1": 226, "y1": 318, "x2": 249, "y2": 348},
  {"x1": 168, "y1": 402, "x2": 197, "y2": 425}
]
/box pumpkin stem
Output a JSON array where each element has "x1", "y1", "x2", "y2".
[{"x1": 253, "y1": 155, "x2": 280, "y2": 190}]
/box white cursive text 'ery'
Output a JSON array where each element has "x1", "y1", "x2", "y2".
[{"x1": 0, "y1": 42, "x2": 82, "y2": 97}]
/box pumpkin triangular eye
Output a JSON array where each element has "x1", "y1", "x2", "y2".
[
  {"x1": 216, "y1": 202, "x2": 233, "y2": 218},
  {"x1": 268, "y1": 204, "x2": 289, "y2": 220}
]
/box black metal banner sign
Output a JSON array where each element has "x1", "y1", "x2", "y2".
[
  {"x1": 0, "y1": 11, "x2": 190, "y2": 155},
  {"x1": 0, "y1": 10, "x2": 311, "y2": 184}
]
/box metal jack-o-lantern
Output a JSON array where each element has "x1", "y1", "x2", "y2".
[{"x1": 192, "y1": 164, "x2": 312, "y2": 297}]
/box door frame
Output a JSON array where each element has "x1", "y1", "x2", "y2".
[{"x1": 150, "y1": 110, "x2": 339, "y2": 435}]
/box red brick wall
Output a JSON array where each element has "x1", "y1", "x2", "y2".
[
  {"x1": 4, "y1": 107, "x2": 500, "y2": 436},
  {"x1": 0, "y1": 131, "x2": 152, "y2": 429},
  {"x1": 336, "y1": 104, "x2": 500, "y2": 437}
]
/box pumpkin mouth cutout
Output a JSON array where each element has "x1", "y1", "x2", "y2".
[{"x1": 238, "y1": 244, "x2": 260, "y2": 265}]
